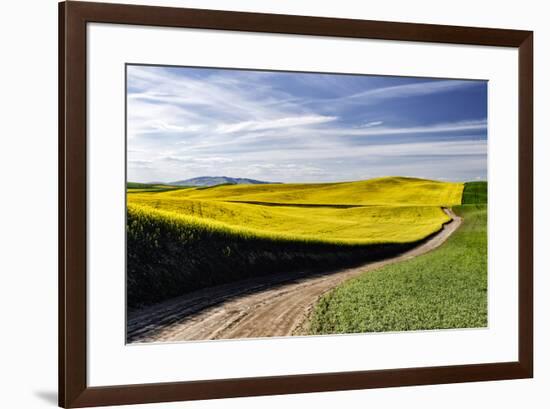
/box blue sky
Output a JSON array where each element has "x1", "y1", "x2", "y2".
[{"x1": 127, "y1": 65, "x2": 487, "y2": 183}]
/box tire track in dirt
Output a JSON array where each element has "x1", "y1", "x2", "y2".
[{"x1": 127, "y1": 208, "x2": 462, "y2": 343}]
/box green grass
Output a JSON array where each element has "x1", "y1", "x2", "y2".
[
  {"x1": 127, "y1": 181, "x2": 188, "y2": 193},
  {"x1": 127, "y1": 182, "x2": 156, "y2": 189},
  {"x1": 461, "y1": 181, "x2": 487, "y2": 204},
  {"x1": 308, "y1": 204, "x2": 487, "y2": 333}
]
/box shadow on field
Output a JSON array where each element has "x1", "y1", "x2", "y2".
[
  {"x1": 126, "y1": 225, "x2": 448, "y2": 343},
  {"x1": 127, "y1": 204, "x2": 451, "y2": 310}
]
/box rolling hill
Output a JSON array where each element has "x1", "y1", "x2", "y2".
[
  {"x1": 160, "y1": 176, "x2": 463, "y2": 207},
  {"x1": 126, "y1": 176, "x2": 464, "y2": 307},
  {"x1": 170, "y1": 176, "x2": 276, "y2": 187},
  {"x1": 128, "y1": 177, "x2": 463, "y2": 245}
]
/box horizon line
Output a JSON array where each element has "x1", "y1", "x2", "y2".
[{"x1": 127, "y1": 175, "x2": 487, "y2": 185}]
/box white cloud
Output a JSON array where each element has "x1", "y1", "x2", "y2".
[
  {"x1": 360, "y1": 121, "x2": 384, "y2": 128},
  {"x1": 126, "y1": 66, "x2": 487, "y2": 183},
  {"x1": 215, "y1": 115, "x2": 337, "y2": 134},
  {"x1": 143, "y1": 120, "x2": 204, "y2": 133},
  {"x1": 336, "y1": 119, "x2": 487, "y2": 137},
  {"x1": 336, "y1": 80, "x2": 480, "y2": 104}
]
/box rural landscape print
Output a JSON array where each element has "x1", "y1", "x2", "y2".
[{"x1": 126, "y1": 64, "x2": 488, "y2": 343}]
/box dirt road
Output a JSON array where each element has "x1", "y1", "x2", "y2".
[{"x1": 127, "y1": 208, "x2": 462, "y2": 343}]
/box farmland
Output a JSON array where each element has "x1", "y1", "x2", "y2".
[
  {"x1": 128, "y1": 177, "x2": 463, "y2": 245},
  {"x1": 152, "y1": 176, "x2": 463, "y2": 207},
  {"x1": 127, "y1": 177, "x2": 463, "y2": 308},
  {"x1": 308, "y1": 181, "x2": 488, "y2": 333},
  {"x1": 461, "y1": 181, "x2": 488, "y2": 204}
]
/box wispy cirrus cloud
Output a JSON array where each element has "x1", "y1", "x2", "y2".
[
  {"x1": 338, "y1": 79, "x2": 479, "y2": 102},
  {"x1": 215, "y1": 115, "x2": 337, "y2": 134},
  {"x1": 360, "y1": 121, "x2": 384, "y2": 128},
  {"x1": 330, "y1": 119, "x2": 487, "y2": 137}
]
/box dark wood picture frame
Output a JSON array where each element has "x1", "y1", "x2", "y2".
[{"x1": 59, "y1": 1, "x2": 533, "y2": 407}]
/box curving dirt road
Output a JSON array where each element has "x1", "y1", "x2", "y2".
[{"x1": 127, "y1": 208, "x2": 462, "y2": 343}]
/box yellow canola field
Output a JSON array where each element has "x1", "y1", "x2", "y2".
[
  {"x1": 158, "y1": 176, "x2": 463, "y2": 207},
  {"x1": 127, "y1": 177, "x2": 463, "y2": 246}
]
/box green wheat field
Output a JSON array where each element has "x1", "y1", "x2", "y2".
[{"x1": 127, "y1": 176, "x2": 487, "y2": 332}]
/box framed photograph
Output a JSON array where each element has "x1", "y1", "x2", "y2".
[{"x1": 59, "y1": 1, "x2": 533, "y2": 407}]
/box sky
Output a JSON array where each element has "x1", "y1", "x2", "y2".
[{"x1": 127, "y1": 64, "x2": 487, "y2": 183}]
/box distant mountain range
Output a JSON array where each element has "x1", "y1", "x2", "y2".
[{"x1": 169, "y1": 176, "x2": 277, "y2": 187}]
